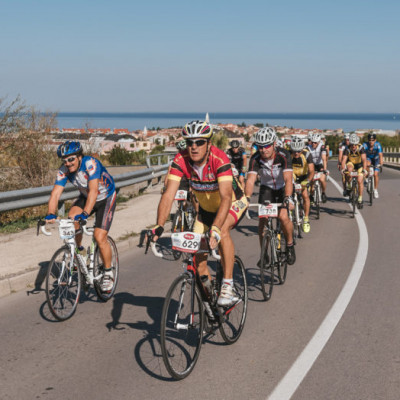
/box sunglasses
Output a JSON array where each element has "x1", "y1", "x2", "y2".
[
  {"x1": 369, "y1": 139, "x2": 376, "y2": 141},
  {"x1": 62, "y1": 156, "x2": 77, "y2": 164},
  {"x1": 186, "y1": 139, "x2": 207, "y2": 147},
  {"x1": 259, "y1": 144, "x2": 273, "y2": 150}
]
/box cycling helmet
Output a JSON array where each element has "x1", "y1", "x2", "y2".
[
  {"x1": 182, "y1": 120, "x2": 213, "y2": 139},
  {"x1": 307, "y1": 132, "x2": 313, "y2": 140},
  {"x1": 230, "y1": 140, "x2": 240, "y2": 148},
  {"x1": 311, "y1": 133, "x2": 321, "y2": 143},
  {"x1": 290, "y1": 136, "x2": 305, "y2": 152},
  {"x1": 57, "y1": 141, "x2": 82, "y2": 158},
  {"x1": 344, "y1": 133, "x2": 350, "y2": 140},
  {"x1": 320, "y1": 133, "x2": 326, "y2": 140},
  {"x1": 276, "y1": 139, "x2": 283, "y2": 147},
  {"x1": 368, "y1": 133, "x2": 377, "y2": 140},
  {"x1": 254, "y1": 127, "x2": 277, "y2": 146},
  {"x1": 176, "y1": 140, "x2": 187, "y2": 151},
  {"x1": 349, "y1": 133, "x2": 360, "y2": 145}
]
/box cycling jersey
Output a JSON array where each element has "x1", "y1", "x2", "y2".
[
  {"x1": 307, "y1": 142, "x2": 326, "y2": 166},
  {"x1": 55, "y1": 156, "x2": 115, "y2": 201},
  {"x1": 339, "y1": 141, "x2": 349, "y2": 153},
  {"x1": 343, "y1": 144, "x2": 366, "y2": 166},
  {"x1": 168, "y1": 145, "x2": 244, "y2": 213},
  {"x1": 248, "y1": 148, "x2": 292, "y2": 190},
  {"x1": 363, "y1": 142, "x2": 383, "y2": 160},
  {"x1": 226, "y1": 147, "x2": 246, "y2": 172},
  {"x1": 292, "y1": 150, "x2": 313, "y2": 181}
]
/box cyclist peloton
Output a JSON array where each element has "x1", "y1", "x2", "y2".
[
  {"x1": 45, "y1": 141, "x2": 117, "y2": 292},
  {"x1": 290, "y1": 136, "x2": 315, "y2": 233},
  {"x1": 338, "y1": 133, "x2": 350, "y2": 196},
  {"x1": 307, "y1": 133, "x2": 328, "y2": 203},
  {"x1": 341, "y1": 133, "x2": 368, "y2": 208},
  {"x1": 149, "y1": 120, "x2": 248, "y2": 307},
  {"x1": 362, "y1": 133, "x2": 383, "y2": 199},
  {"x1": 245, "y1": 127, "x2": 296, "y2": 266},
  {"x1": 226, "y1": 140, "x2": 247, "y2": 187}
]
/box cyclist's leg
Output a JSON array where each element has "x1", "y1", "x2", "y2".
[
  {"x1": 68, "y1": 195, "x2": 86, "y2": 247},
  {"x1": 192, "y1": 210, "x2": 212, "y2": 280},
  {"x1": 372, "y1": 157, "x2": 380, "y2": 190},
  {"x1": 356, "y1": 166, "x2": 364, "y2": 198}
]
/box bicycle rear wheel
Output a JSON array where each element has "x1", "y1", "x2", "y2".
[
  {"x1": 160, "y1": 274, "x2": 204, "y2": 380},
  {"x1": 94, "y1": 237, "x2": 119, "y2": 302},
  {"x1": 260, "y1": 233, "x2": 274, "y2": 301},
  {"x1": 368, "y1": 177, "x2": 373, "y2": 206},
  {"x1": 46, "y1": 246, "x2": 81, "y2": 321},
  {"x1": 277, "y1": 235, "x2": 288, "y2": 284},
  {"x1": 219, "y1": 256, "x2": 248, "y2": 344},
  {"x1": 314, "y1": 184, "x2": 320, "y2": 220}
]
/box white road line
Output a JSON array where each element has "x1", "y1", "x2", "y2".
[{"x1": 268, "y1": 177, "x2": 369, "y2": 400}]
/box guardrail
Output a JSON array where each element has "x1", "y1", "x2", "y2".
[
  {"x1": 0, "y1": 153, "x2": 175, "y2": 213},
  {"x1": 383, "y1": 148, "x2": 400, "y2": 164}
]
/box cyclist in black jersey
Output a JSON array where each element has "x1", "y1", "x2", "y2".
[
  {"x1": 245, "y1": 127, "x2": 296, "y2": 265},
  {"x1": 226, "y1": 140, "x2": 247, "y2": 187}
]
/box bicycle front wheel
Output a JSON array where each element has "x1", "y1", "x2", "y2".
[
  {"x1": 219, "y1": 256, "x2": 248, "y2": 344},
  {"x1": 351, "y1": 181, "x2": 357, "y2": 218},
  {"x1": 94, "y1": 237, "x2": 119, "y2": 302},
  {"x1": 368, "y1": 177, "x2": 373, "y2": 206},
  {"x1": 260, "y1": 233, "x2": 274, "y2": 301},
  {"x1": 160, "y1": 274, "x2": 204, "y2": 380},
  {"x1": 315, "y1": 184, "x2": 320, "y2": 220},
  {"x1": 277, "y1": 235, "x2": 288, "y2": 284},
  {"x1": 46, "y1": 246, "x2": 81, "y2": 321}
]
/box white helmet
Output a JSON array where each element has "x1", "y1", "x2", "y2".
[
  {"x1": 311, "y1": 133, "x2": 321, "y2": 143},
  {"x1": 320, "y1": 133, "x2": 326, "y2": 140},
  {"x1": 276, "y1": 139, "x2": 283, "y2": 147},
  {"x1": 349, "y1": 133, "x2": 360, "y2": 145},
  {"x1": 290, "y1": 136, "x2": 305, "y2": 152},
  {"x1": 182, "y1": 120, "x2": 213, "y2": 139},
  {"x1": 307, "y1": 132, "x2": 313, "y2": 140},
  {"x1": 254, "y1": 127, "x2": 277, "y2": 146},
  {"x1": 344, "y1": 133, "x2": 350, "y2": 140}
]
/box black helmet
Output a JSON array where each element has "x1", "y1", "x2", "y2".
[
  {"x1": 368, "y1": 133, "x2": 376, "y2": 140},
  {"x1": 230, "y1": 140, "x2": 240, "y2": 148}
]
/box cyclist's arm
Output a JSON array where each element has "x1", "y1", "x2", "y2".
[
  {"x1": 379, "y1": 150, "x2": 383, "y2": 167},
  {"x1": 85, "y1": 178, "x2": 100, "y2": 215},
  {"x1": 47, "y1": 185, "x2": 64, "y2": 215},
  {"x1": 307, "y1": 162, "x2": 315, "y2": 182},
  {"x1": 244, "y1": 172, "x2": 257, "y2": 199},
  {"x1": 322, "y1": 152, "x2": 327, "y2": 170},
  {"x1": 242, "y1": 153, "x2": 248, "y2": 172},
  {"x1": 341, "y1": 154, "x2": 348, "y2": 171},
  {"x1": 283, "y1": 170, "x2": 293, "y2": 197},
  {"x1": 361, "y1": 153, "x2": 367, "y2": 172},
  {"x1": 156, "y1": 178, "x2": 180, "y2": 228}
]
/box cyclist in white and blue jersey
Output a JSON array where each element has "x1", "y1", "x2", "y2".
[
  {"x1": 45, "y1": 141, "x2": 117, "y2": 292},
  {"x1": 362, "y1": 133, "x2": 383, "y2": 198}
]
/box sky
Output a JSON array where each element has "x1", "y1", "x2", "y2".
[{"x1": 1, "y1": 0, "x2": 399, "y2": 113}]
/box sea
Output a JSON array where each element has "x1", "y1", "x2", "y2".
[{"x1": 56, "y1": 112, "x2": 400, "y2": 132}]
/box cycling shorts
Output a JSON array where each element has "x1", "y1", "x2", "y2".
[
  {"x1": 346, "y1": 162, "x2": 363, "y2": 175},
  {"x1": 366, "y1": 157, "x2": 381, "y2": 171},
  {"x1": 293, "y1": 173, "x2": 308, "y2": 185},
  {"x1": 72, "y1": 191, "x2": 116, "y2": 231},
  {"x1": 193, "y1": 195, "x2": 248, "y2": 233},
  {"x1": 258, "y1": 185, "x2": 285, "y2": 204},
  {"x1": 314, "y1": 164, "x2": 324, "y2": 173}
]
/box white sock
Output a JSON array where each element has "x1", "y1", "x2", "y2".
[{"x1": 222, "y1": 279, "x2": 233, "y2": 287}]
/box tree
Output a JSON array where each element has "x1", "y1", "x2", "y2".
[
  {"x1": 211, "y1": 132, "x2": 229, "y2": 149},
  {"x1": 108, "y1": 146, "x2": 133, "y2": 165}
]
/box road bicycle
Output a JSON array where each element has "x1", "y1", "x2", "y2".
[
  {"x1": 292, "y1": 183, "x2": 306, "y2": 240},
  {"x1": 247, "y1": 202, "x2": 288, "y2": 301},
  {"x1": 366, "y1": 166, "x2": 375, "y2": 206},
  {"x1": 38, "y1": 218, "x2": 119, "y2": 321},
  {"x1": 146, "y1": 231, "x2": 248, "y2": 380},
  {"x1": 171, "y1": 189, "x2": 197, "y2": 259},
  {"x1": 347, "y1": 171, "x2": 360, "y2": 218},
  {"x1": 311, "y1": 172, "x2": 322, "y2": 220}
]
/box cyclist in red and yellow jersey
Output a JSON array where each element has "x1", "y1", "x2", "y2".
[{"x1": 150, "y1": 120, "x2": 248, "y2": 307}]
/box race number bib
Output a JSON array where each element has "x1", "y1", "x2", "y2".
[
  {"x1": 258, "y1": 203, "x2": 278, "y2": 218},
  {"x1": 59, "y1": 220, "x2": 75, "y2": 240},
  {"x1": 171, "y1": 232, "x2": 201, "y2": 253},
  {"x1": 350, "y1": 171, "x2": 359, "y2": 177},
  {"x1": 174, "y1": 190, "x2": 188, "y2": 201}
]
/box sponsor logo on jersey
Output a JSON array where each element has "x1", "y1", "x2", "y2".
[
  {"x1": 57, "y1": 170, "x2": 66, "y2": 181},
  {"x1": 86, "y1": 159, "x2": 97, "y2": 176}
]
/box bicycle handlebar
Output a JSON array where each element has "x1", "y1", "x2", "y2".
[
  {"x1": 37, "y1": 218, "x2": 93, "y2": 237},
  {"x1": 148, "y1": 232, "x2": 221, "y2": 260}
]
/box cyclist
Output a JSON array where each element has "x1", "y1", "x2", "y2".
[
  {"x1": 290, "y1": 136, "x2": 315, "y2": 233},
  {"x1": 307, "y1": 133, "x2": 328, "y2": 203},
  {"x1": 245, "y1": 127, "x2": 296, "y2": 265},
  {"x1": 338, "y1": 133, "x2": 350, "y2": 196},
  {"x1": 149, "y1": 120, "x2": 248, "y2": 307},
  {"x1": 226, "y1": 139, "x2": 247, "y2": 187},
  {"x1": 45, "y1": 141, "x2": 117, "y2": 292},
  {"x1": 341, "y1": 133, "x2": 368, "y2": 208},
  {"x1": 362, "y1": 133, "x2": 383, "y2": 198},
  {"x1": 321, "y1": 133, "x2": 330, "y2": 160}
]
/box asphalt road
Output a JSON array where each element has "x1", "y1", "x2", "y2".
[{"x1": 1, "y1": 161, "x2": 399, "y2": 400}]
